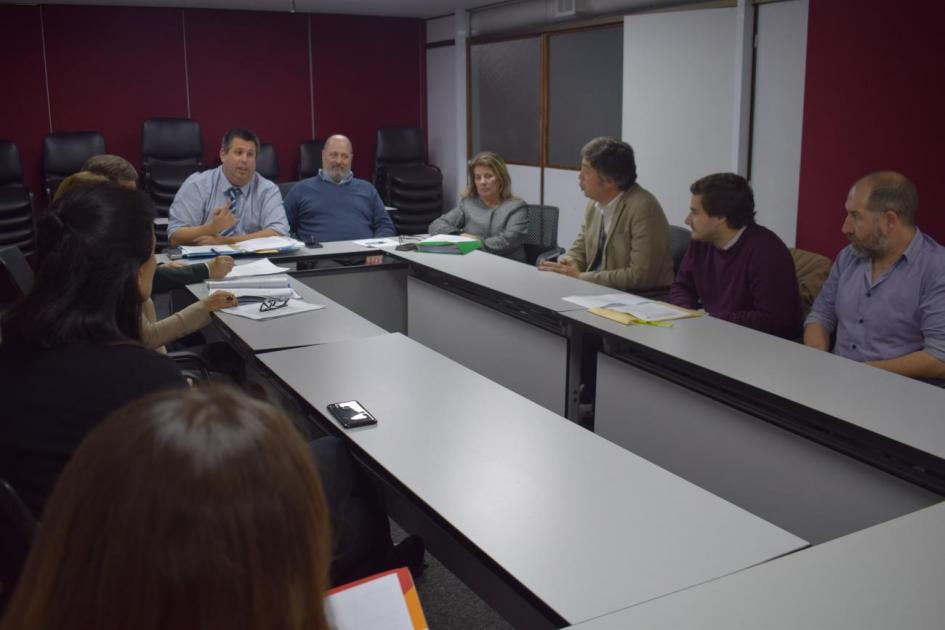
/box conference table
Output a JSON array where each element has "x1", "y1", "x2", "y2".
[
  {"x1": 563, "y1": 500, "x2": 945, "y2": 629},
  {"x1": 185, "y1": 239, "x2": 945, "y2": 626},
  {"x1": 258, "y1": 333, "x2": 806, "y2": 629}
]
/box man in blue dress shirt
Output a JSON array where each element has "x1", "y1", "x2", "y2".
[
  {"x1": 168, "y1": 128, "x2": 289, "y2": 247},
  {"x1": 283, "y1": 134, "x2": 395, "y2": 244},
  {"x1": 804, "y1": 171, "x2": 945, "y2": 380}
]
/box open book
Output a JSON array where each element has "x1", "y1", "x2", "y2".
[{"x1": 324, "y1": 567, "x2": 428, "y2": 630}]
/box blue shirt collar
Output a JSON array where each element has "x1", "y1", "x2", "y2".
[{"x1": 318, "y1": 168, "x2": 354, "y2": 185}]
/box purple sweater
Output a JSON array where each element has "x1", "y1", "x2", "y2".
[{"x1": 670, "y1": 224, "x2": 802, "y2": 337}]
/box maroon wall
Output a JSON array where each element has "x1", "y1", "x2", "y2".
[
  {"x1": 0, "y1": 6, "x2": 50, "y2": 199},
  {"x1": 311, "y1": 14, "x2": 426, "y2": 182},
  {"x1": 0, "y1": 5, "x2": 425, "y2": 208},
  {"x1": 185, "y1": 9, "x2": 311, "y2": 178},
  {"x1": 796, "y1": 0, "x2": 945, "y2": 257}
]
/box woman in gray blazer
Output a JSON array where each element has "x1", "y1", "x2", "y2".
[{"x1": 429, "y1": 151, "x2": 528, "y2": 261}]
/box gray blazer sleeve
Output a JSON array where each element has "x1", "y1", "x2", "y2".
[
  {"x1": 481, "y1": 199, "x2": 528, "y2": 256},
  {"x1": 429, "y1": 205, "x2": 465, "y2": 234}
]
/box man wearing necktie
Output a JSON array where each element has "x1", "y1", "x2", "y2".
[
  {"x1": 539, "y1": 137, "x2": 674, "y2": 293},
  {"x1": 168, "y1": 128, "x2": 289, "y2": 247}
]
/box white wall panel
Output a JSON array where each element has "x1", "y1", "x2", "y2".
[
  {"x1": 543, "y1": 167, "x2": 590, "y2": 248},
  {"x1": 426, "y1": 15, "x2": 453, "y2": 43},
  {"x1": 750, "y1": 0, "x2": 809, "y2": 247},
  {"x1": 506, "y1": 164, "x2": 542, "y2": 209},
  {"x1": 426, "y1": 44, "x2": 459, "y2": 210},
  {"x1": 623, "y1": 8, "x2": 737, "y2": 227}
]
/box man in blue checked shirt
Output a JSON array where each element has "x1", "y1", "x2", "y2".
[
  {"x1": 804, "y1": 171, "x2": 945, "y2": 380},
  {"x1": 168, "y1": 128, "x2": 289, "y2": 247}
]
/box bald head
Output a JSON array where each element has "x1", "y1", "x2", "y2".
[
  {"x1": 322, "y1": 134, "x2": 353, "y2": 183},
  {"x1": 852, "y1": 171, "x2": 918, "y2": 226}
]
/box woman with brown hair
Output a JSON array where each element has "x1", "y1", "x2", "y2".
[
  {"x1": 1, "y1": 386, "x2": 332, "y2": 630},
  {"x1": 428, "y1": 151, "x2": 529, "y2": 261}
]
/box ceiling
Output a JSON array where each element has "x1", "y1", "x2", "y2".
[{"x1": 0, "y1": 0, "x2": 503, "y2": 19}]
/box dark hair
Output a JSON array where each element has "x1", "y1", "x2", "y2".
[
  {"x1": 689, "y1": 172, "x2": 756, "y2": 229},
  {"x1": 221, "y1": 128, "x2": 260, "y2": 153},
  {"x1": 1, "y1": 386, "x2": 332, "y2": 630},
  {"x1": 1, "y1": 183, "x2": 155, "y2": 350},
  {"x1": 581, "y1": 137, "x2": 637, "y2": 190},
  {"x1": 859, "y1": 171, "x2": 918, "y2": 226},
  {"x1": 51, "y1": 171, "x2": 109, "y2": 203},
  {"x1": 82, "y1": 154, "x2": 139, "y2": 184}
]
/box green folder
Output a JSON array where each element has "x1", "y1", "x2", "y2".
[{"x1": 416, "y1": 240, "x2": 482, "y2": 255}]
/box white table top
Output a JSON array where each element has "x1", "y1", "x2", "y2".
[
  {"x1": 566, "y1": 500, "x2": 945, "y2": 629},
  {"x1": 388, "y1": 248, "x2": 616, "y2": 312},
  {"x1": 259, "y1": 333, "x2": 807, "y2": 625},
  {"x1": 188, "y1": 276, "x2": 385, "y2": 352},
  {"x1": 565, "y1": 308, "x2": 945, "y2": 462}
]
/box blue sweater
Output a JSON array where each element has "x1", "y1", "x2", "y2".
[{"x1": 284, "y1": 176, "x2": 395, "y2": 241}]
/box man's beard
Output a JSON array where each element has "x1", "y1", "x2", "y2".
[
  {"x1": 849, "y1": 227, "x2": 888, "y2": 260},
  {"x1": 328, "y1": 166, "x2": 351, "y2": 183}
]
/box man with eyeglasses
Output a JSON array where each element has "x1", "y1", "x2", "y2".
[{"x1": 168, "y1": 128, "x2": 289, "y2": 248}]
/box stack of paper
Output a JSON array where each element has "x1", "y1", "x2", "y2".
[
  {"x1": 563, "y1": 293, "x2": 702, "y2": 325},
  {"x1": 179, "y1": 237, "x2": 304, "y2": 258},
  {"x1": 207, "y1": 275, "x2": 291, "y2": 290},
  {"x1": 324, "y1": 568, "x2": 428, "y2": 630},
  {"x1": 223, "y1": 258, "x2": 291, "y2": 278}
]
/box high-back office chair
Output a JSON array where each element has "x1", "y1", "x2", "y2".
[
  {"x1": 298, "y1": 139, "x2": 325, "y2": 180},
  {"x1": 0, "y1": 246, "x2": 34, "y2": 298},
  {"x1": 0, "y1": 477, "x2": 38, "y2": 615},
  {"x1": 141, "y1": 118, "x2": 203, "y2": 252},
  {"x1": 0, "y1": 142, "x2": 35, "y2": 256},
  {"x1": 790, "y1": 248, "x2": 832, "y2": 318},
  {"x1": 42, "y1": 131, "x2": 106, "y2": 201},
  {"x1": 523, "y1": 204, "x2": 565, "y2": 265},
  {"x1": 374, "y1": 128, "x2": 443, "y2": 235},
  {"x1": 278, "y1": 181, "x2": 296, "y2": 200},
  {"x1": 668, "y1": 225, "x2": 691, "y2": 274},
  {"x1": 256, "y1": 143, "x2": 279, "y2": 182}
]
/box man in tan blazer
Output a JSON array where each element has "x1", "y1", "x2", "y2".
[{"x1": 539, "y1": 137, "x2": 673, "y2": 292}]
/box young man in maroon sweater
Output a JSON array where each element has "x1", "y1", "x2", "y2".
[{"x1": 669, "y1": 173, "x2": 802, "y2": 338}]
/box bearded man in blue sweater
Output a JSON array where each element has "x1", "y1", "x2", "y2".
[{"x1": 284, "y1": 134, "x2": 395, "y2": 245}]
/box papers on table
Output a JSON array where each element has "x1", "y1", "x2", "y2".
[
  {"x1": 563, "y1": 293, "x2": 651, "y2": 309},
  {"x1": 179, "y1": 237, "x2": 304, "y2": 257},
  {"x1": 207, "y1": 274, "x2": 291, "y2": 290},
  {"x1": 221, "y1": 299, "x2": 324, "y2": 321},
  {"x1": 223, "y1": 258, "x2": 290, "y2": 278},
  {"x1": 325, "y1": 568, "x2": 427, "y2": 630},
  {"x1": 566, "y1": 292, "x2": 701, "y2": 325},
  {"x1": 219, "y1": 287, "x2": 301, "y2": 303},
  {"x1": 419, "y1": 234, "x2": 476, "y2": 244},
  {"x1": 179, "y1": 244, "x2": 240, "y2": 257},
  {"x1": 352, "y1": 237, "x2": 401, "y2": 248}
]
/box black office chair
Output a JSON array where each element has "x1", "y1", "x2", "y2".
[
  {"x1": 0, "y1": 142, "x2": 35, "y2": 256},
  {"x1": 523, "y1": 204, "x2": 565, "y2": 265},
  {"x1": 298, "y1": 139, "x2": 325, "y2": 180},
  {"x1": 0, "y1": 478, "x2": 38, "y2": 614},
  {"x1": 0, "y1": 246, "x2": 33, "y2": 298},
  {"x1": 256, "y1": 143, "x2": 279, "y2": 182},
  {"x1": 374, "y1": 128, "x2": 443, "y2": 235},
  {"x1": 668, "y1": 225, "x2": 691, "y2": 274},
  {"x1": 278, "y1": 181, "x2": 297, "y2": 200},
  {"x1": 42, "y1": 131, "x2": 106, "y2": 201}
]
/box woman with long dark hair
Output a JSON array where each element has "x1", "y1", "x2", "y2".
[{"x1": 0, "y1": 183, "x2": 185, "y2": 516}]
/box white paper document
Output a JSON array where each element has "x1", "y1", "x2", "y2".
[
  {"x1": 223, "y1": 258, "x2": 291, "y2": 278},
  {"x1": 325, "y1": 573, "x2": 414, "y2": 630},
  {"x1": 179, "y1": 244, "x2": 240, "y2": 257},
  {"x1": 235, "y1": 236, "x2": 304, "y2": 252},
  {"x1": 420, "y1": 234, "x2": 477, "y2": 243},
  {"x1": 352, "y1": 237, "x2": 401, "y2": 248},
  {"x1": 221, "y1": 299, "x2": 324, "y2": 320},
  {"x1": 613, "y1": 301, "x2": 694, "y2": 322},
  {"x1": 207, "y1": 274, "x2": 291, "y2": 290},
  {"x1": 562, "y1": 293, "x2": 651, "y2": 309}
]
